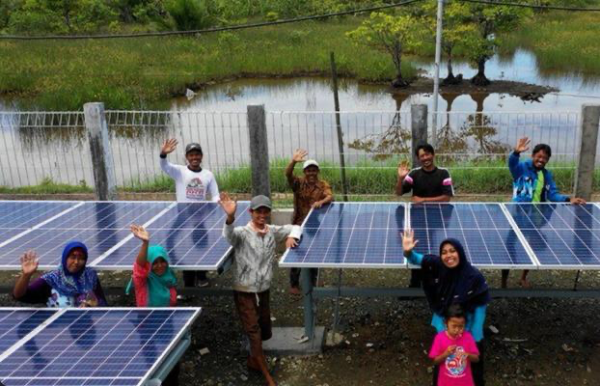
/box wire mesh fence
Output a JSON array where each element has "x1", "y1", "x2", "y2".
[{"x1": 0, "y1": 108, "x2": 591, "y2": 199}]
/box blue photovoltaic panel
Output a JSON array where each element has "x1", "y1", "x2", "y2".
[
  {"x1": 0, "y1": 308, "x2": 200, "y2": 386},
  {"x1": 280, "y1": 203, "x2": 407, "y2": 268},
  {"x1": 0, "y1": 202, "x2": 78, "y2": 243},
  {"x1": 93, "y1": 202, "x2": 251, "y2": 269},
  {"x1": 0, "y1": 310, "x2": 57, "y2": 353},
  {"x1": 0, "y1": 202, "x2": 172, "y2": 269},
  {"x1": 410, "y1": 203, "x2": 535, "y2": 268},
  {"x1": 507, "y1": 203, "x2": 600, "y2": 268}
]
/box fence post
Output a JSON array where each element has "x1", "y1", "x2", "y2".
[
  {"x1": 84, "y1": 102, "x2": 116, "y2": 201},
  {"x1": 574, "y1": 105, "x2": 600, "y2": 200},
  {"x1": 247, "y1": 105, "x2": 271, "y2": 198},
  {"x1": 411, "y1": 104, "x2": 428, "y2": 168}
]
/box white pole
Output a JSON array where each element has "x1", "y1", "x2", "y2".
[{"x1": 431, "y1": 0, "x2": 445, "y2": 146}]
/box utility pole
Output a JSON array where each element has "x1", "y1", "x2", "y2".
[{"x1": 431, "y1": 0, "x2": 445, "y2": 146}]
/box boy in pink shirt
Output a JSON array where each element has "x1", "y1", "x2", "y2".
[{"x1": 429, "y1": 304, "x2": 480, "y2": 386}]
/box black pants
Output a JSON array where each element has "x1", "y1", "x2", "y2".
[
  {"x1": 290, "y1": 268, "x2": 318, "y2": 288},
  {"x1": 183, "y1": 271, "x2": 207, "y2": 287},
  {"x1": 433, "y1": 340, "x2": 485, "y2": 386},
  {"x1": 409, "y1": 269, "x2": 423, "y2": 288}
]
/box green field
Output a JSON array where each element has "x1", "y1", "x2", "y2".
[{"x1": 0, "y1": 19, "x2": 417, "y2": 110}]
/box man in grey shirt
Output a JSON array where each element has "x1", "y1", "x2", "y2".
[{"x1": 220, "y1": 193, "x2": 301, "y2": 386}]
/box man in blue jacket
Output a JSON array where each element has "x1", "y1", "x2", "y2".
[{"x1": 502, "y1": 137, "x2": 586, "y2": 287}]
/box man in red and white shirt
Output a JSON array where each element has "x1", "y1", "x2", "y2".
[{"x1": 160, "y1": 138, "x2": 220, "y2": 288}]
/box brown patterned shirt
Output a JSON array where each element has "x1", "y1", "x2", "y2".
[{"x1": 288, "y1": 176, "x2": 333, "y2": 225}]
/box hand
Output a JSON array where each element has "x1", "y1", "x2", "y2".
[
  {"x1": 514, "y1": 137, "x2": 530, "y2": 154},
  {"x1": 412, "y1": 196, "x2": 425, "y2": 204},
  {"x1": 130, "y1": 224, "x2": 150, "y2": 242},
  {"x1": 219, "y1": 192, "x2": 237, "y2": 217},
  {"x1": 570, "y1": 197, "x2": 587, "y2": 205},
  {"x1": 285, "y1": 237, "x2": 299, "y2": 249},
  {"x1": 401, "y1": 229, "x2": 419, "y2": 254},
  {"x1": 312, "y1": 201, "x2": 323, "y2": 209},
  {"x1": 161, "y1": 138, "x2": 178, "y2": 155},
  {"x1": 292, "y1": 149, "x2": 308, "y2": 163},
  {"x1": 20, "y1": 250, "x2": 39, "y2": 276},
  {"x1": 444, "y1": 345, "x2": 457, "y2": 357},
  {"x1": 397, "y1": 160, "x2": 410, "y2": 180}
]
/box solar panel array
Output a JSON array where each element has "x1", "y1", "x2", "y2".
[
  {"x1": 506, "y1": 203, "x2": 600, "y2": 269},
  {"x1": 410, "y1": 204, "x2": 535, "y2": 268},
  {"x1": 281, "y1": 202, "x2": 600, "y2": 270},
  {"x1": 0, "y1": 201, "x2": 249, "y2": 270},
  {"x1": 2, "y1": 201, "x2": 600, "y2": 270},
  {"x1": 0, "y1": 308, "x2": 200, "y2": 386},
  {"x1": 281, "y1": 203, "x2": 407, "y2": 268}
]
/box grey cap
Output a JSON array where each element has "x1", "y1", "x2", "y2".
[
  {"x1": 185, "y1": 142, "x2": 203, "y2": 155},
  {"x1": 250, "y1": 195, "x2": 272, "y2": 210}
]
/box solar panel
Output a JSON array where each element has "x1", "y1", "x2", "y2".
[
  {"x1": 506, "y1": 203, "x2": 600, "y2": 269},
  {"x1": 280, "y1": 203, "x2": 407, "y2": 268},
  {"x1": 0, "y1": 308, "x2": 200, "y2": 386},
  {"x1": 410, "y1": 203, "x2": 536, "y2": 268},
  {"x1": 0, "y1": 202, "x2": 173, "y2": 269},
  {"x1": 0, "y1": 201, "x2": 80, "y2": 243},
  {"x1": 0, "y1": 309, "x2": 57, "y2": 353},
  {"x1": 91, "y1": 202, "x2": 251, "y2": 270}
]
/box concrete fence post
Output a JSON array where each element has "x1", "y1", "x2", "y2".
[
  {"x1": 247, "y1": 105, "x2": 271, "y2": 198},
  {"x1": 84, "y1": 102, "x2": 117, "y2": 201},
  {"x1": 574, "y1": 105, "x2": 600, "y2": 201},
  {"x1": 411, "y1": 104, "x2": 428, "y2": 168}
]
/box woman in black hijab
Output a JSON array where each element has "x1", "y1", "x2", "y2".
[{"x1": 402, "y1": 229, "x2": 490, "y2": 386}]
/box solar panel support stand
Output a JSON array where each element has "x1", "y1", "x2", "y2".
[
  {"x1": 147, "y1": 331, "x2": 192, "y2": 385},
  {"x1": 301, "y1": 268, "x2": 316, "y2": 340}
]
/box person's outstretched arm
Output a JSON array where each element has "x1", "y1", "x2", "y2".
[
  {"x1": 13, "y1": 250, "x2": 39, "y2": 299},
  {"x1": 402, "y1": 229, "x2": 424, "y2": 266},
  {"x1": 131, "y1": 224, "x2": 150, "y2": 266},
  {"x1": 286, "y1": 149, "x2": 307, "y2": 187},
  {"x1": 395, "y1": 161, "x2": 410, "y2": 196},
  {"x1": 159, "y1": 138, "x2": 181, "y2": 178},
  {"x1": 509, "y1": 137, "x2": 529, "y2": 179}
]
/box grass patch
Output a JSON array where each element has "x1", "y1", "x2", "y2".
[
  {"x1": 0, "y1": 177, "x2": 92, "y2": 194},
  {"x1": 119, "y1": 158, "x2": 581, "y2": 196},
  {"x1": 0, "y1": 19, "x2": 417, "y2": 110},
  {"x1": 501, "y1": 11, "x2": 600, "y2": 76},
  {"x1": 1, "y1": 160, "x2": 589, "y2": 198}
]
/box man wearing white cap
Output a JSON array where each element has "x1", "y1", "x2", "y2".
[{"x1": 285, "y1": 149, "x2": 334, "y2": 295}]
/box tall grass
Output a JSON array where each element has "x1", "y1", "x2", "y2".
[
  {"x1": 0, "y1": 19, "x2": 417, "y2": 110},
  {"x1": 501, "y1": 11, "x2": 600, "y2": 76},
  {"x1": 1, "y1": 159, "x2": 591, "y2": 199},
  {"x1": 118, "y1": 158, "x2": 584, "y2": 197}
]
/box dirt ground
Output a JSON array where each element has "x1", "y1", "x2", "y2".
[{"x1": 2, "y1": 266, "x2": 598, "y2": 386}]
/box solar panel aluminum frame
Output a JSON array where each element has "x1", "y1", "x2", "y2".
[
  {"x1": 0, "y1": 200, "x2": 248, "y2": 272},
  {"x1": 504, "y1": 202, "x2": 600, "y2": 270},
  {"x1": 279, "y1": 202, "x2": 409, "y2": 269},
  {"x1": 89, "y1": 201, "x2": 251, "y2": 272},
  {"x1": 407, "y1": 202, "x2": 539, "y2": 270},
  {"x1": 0, "y1": 307, "x2": 201, "y2": 386}
]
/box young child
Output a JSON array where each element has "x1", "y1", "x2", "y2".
[
  {"x1": 127, "y1": 224, "x2": 177, "y2": 307},
  {"x1": 429, "y1": 304, "x2": 480, "y2": 386},
  {"x1": 219, "y1": 192, "x2": 301, "y2": 386},
  {"x1": 127, "y1": 224, "x2": 179, "y2": 386}
]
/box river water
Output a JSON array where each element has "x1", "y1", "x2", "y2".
[{"x1": 1, "y1": 49, "x2": 599, "y2": 187}]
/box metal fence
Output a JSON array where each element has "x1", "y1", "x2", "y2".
[{"x1": 0, "y1": 107, "x2": 591, "y2": 198}]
